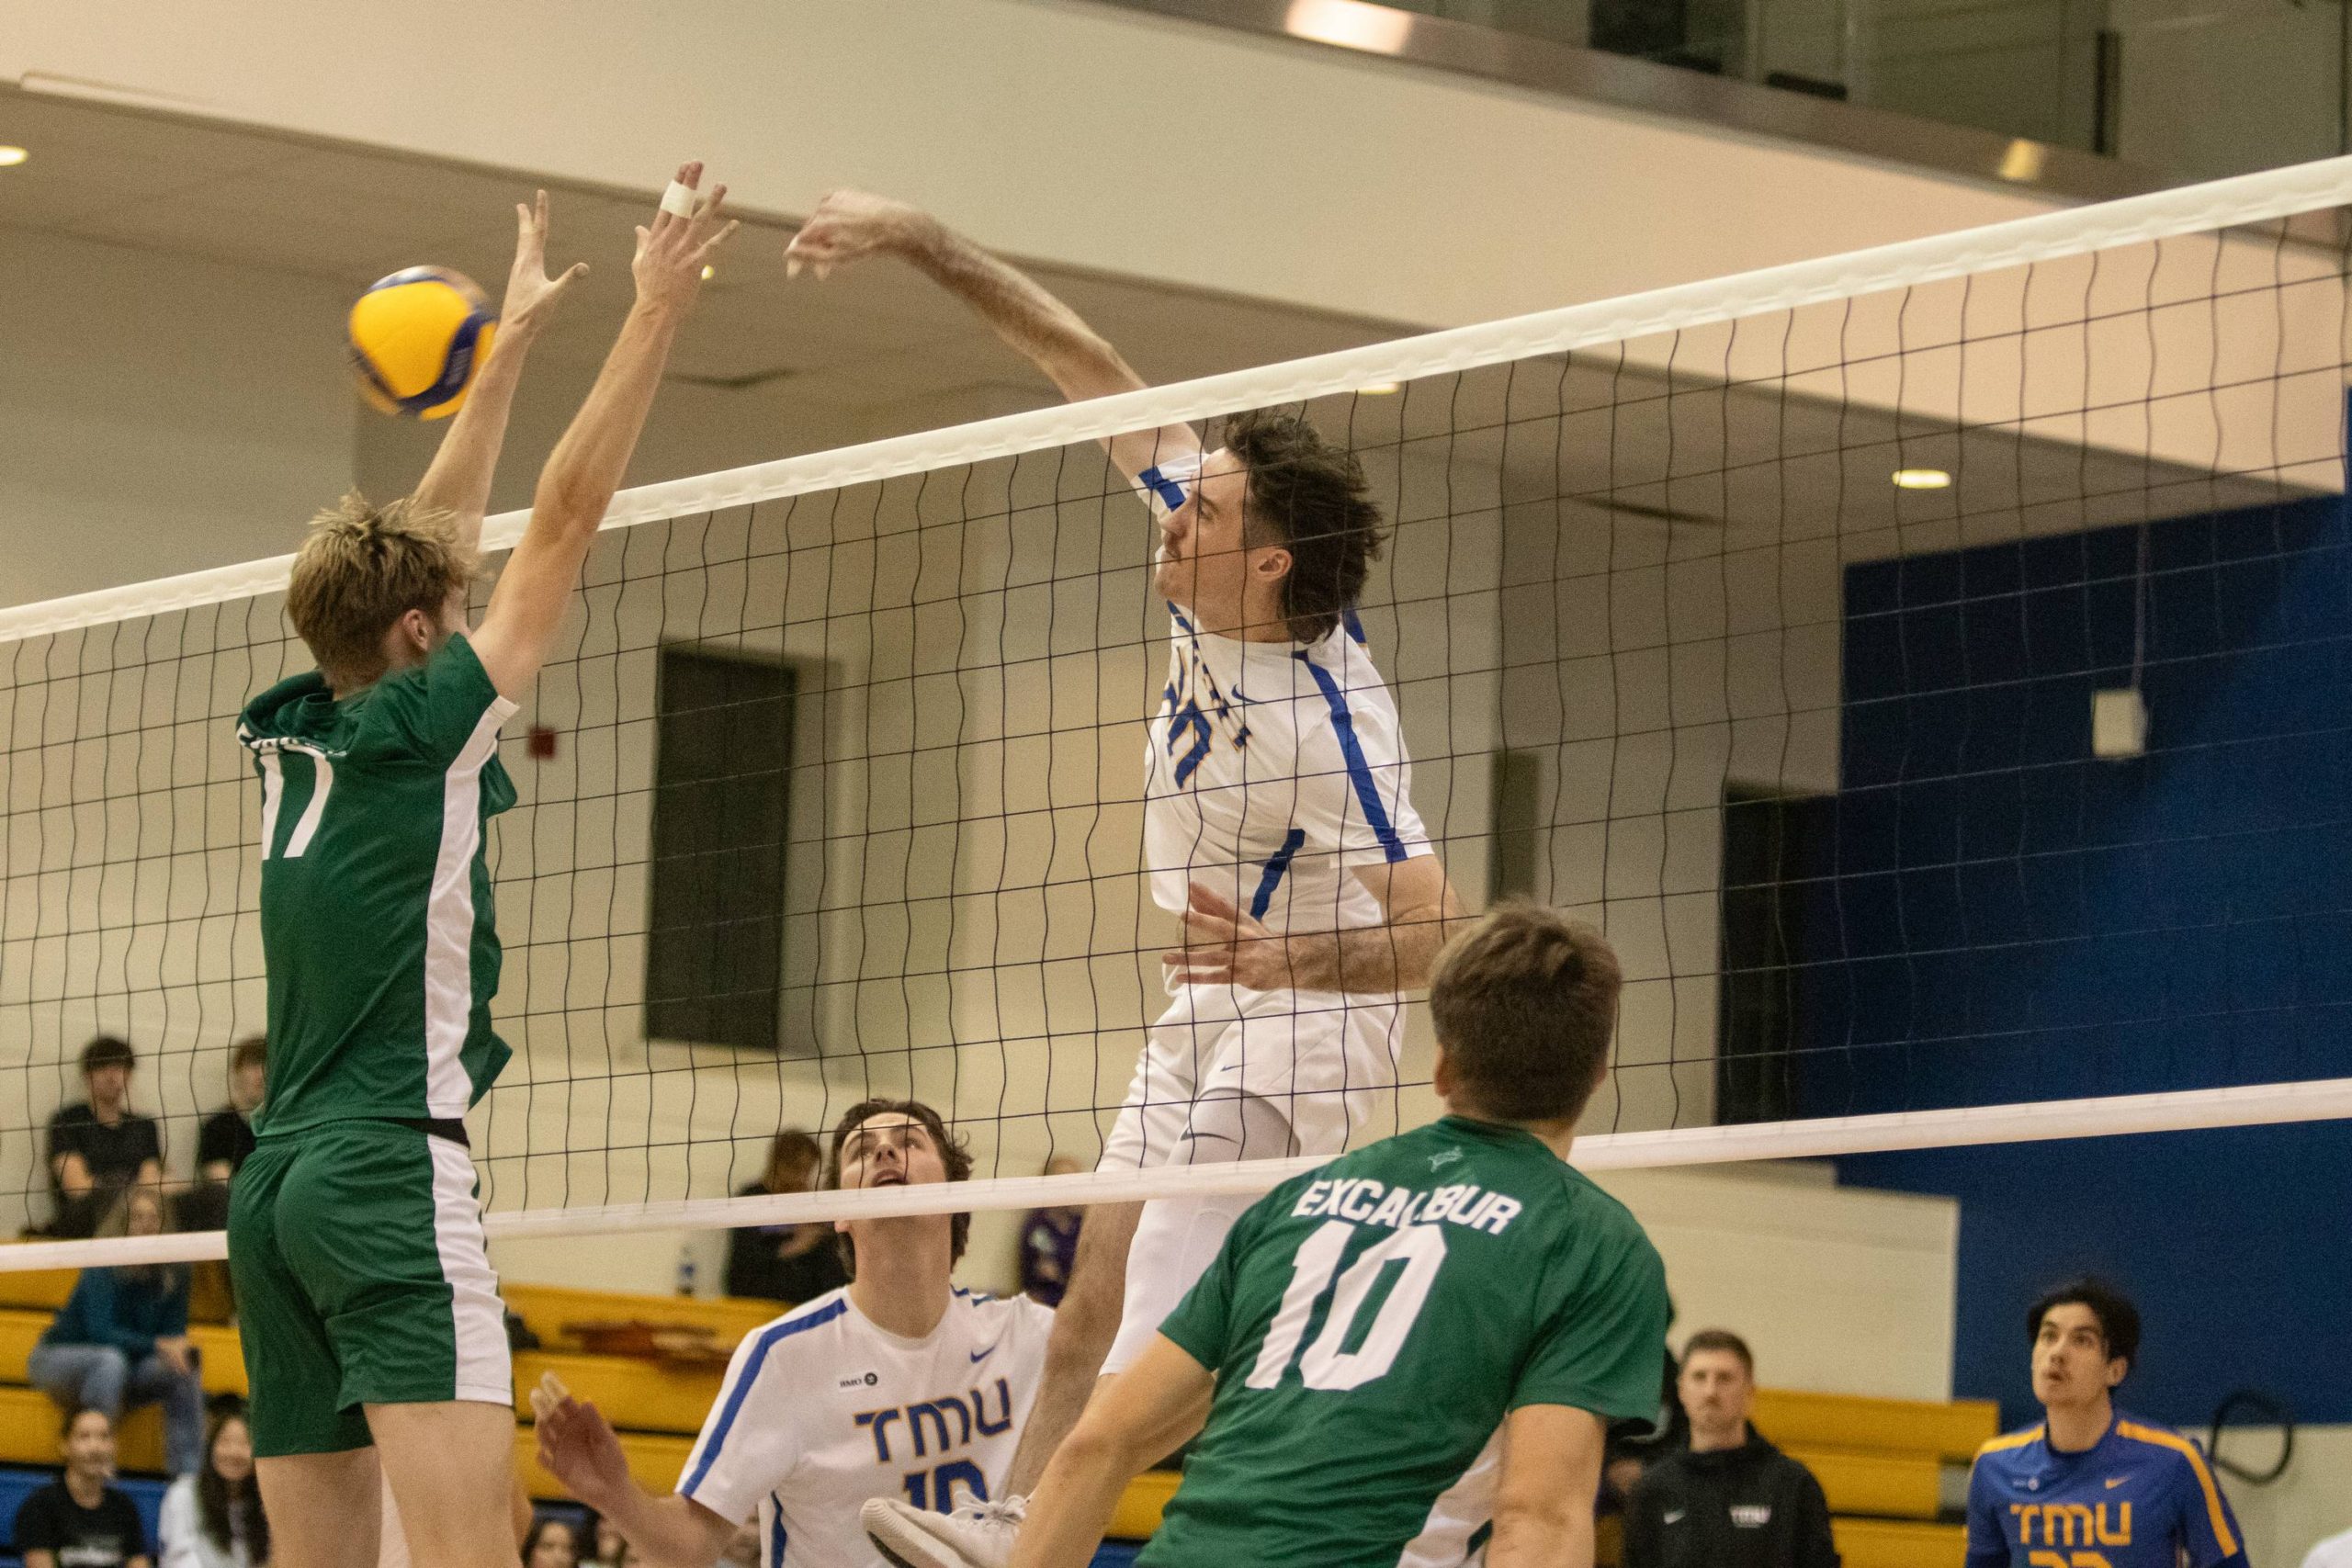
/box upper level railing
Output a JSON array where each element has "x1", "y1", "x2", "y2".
[{"x1": 1103, "y1": 0, "x2": 2352, "y2": 194}]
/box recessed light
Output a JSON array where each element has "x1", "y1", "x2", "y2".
[
  {"x1": 0, "y1": 147, "x2": 28, "y2": 168},
  {"x1": 1892, "y1": 468, "x2": 1952, "y2": 490},
  {"x1": 1357, "y1": 381, "x2": 1401, "y2": 395}
]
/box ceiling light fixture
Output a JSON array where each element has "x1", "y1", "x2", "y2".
[
  {"x1": 1892, "y1": 468, "x2": 1952, "y2": 491},
  {"x1": 0, "y1": 147, "x2": 28, "y2": 168},
  {"x1": 1283, "y1": 0, "x2": 1414, "y2": 53}
]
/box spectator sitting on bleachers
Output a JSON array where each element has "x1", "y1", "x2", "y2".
[
  {"x1": 27, "y1": 1187, "x2": 203, "y2": 1476},
  {"x1": 157, "y1": 1404, "x2": 266, "y2": 1568},
  {"x1": 195, "y1": 1042, "x2": 265, "y2": 1187},
  {"x1": 1018, "y1": 1154, "x2": 1084, "y2": 1306},
  {"x1": 172, "y1": 1039, "x2": 268, "y2": 1254},
  {"x1": 522, "y1": 1515, "x2": 579, "y2": 1568},
  {"x1": 580, "y1": 1511, "x2": 624, "y2": 1568},
  {"x1": 13, "y1": 1406, "x2": 153, "y2": 1568},
  {"x1": 45, "y1": 1037, "x2": 163, "y2": 1241},
  {"x1": 721, "y1": 1130, "x2": 847, "y2": 1304}
]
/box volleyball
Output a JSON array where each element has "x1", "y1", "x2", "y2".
[{"x1": 346, "y1": 265, "x2": 496, "y2": 420}]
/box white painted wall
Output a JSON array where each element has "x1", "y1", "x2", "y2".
[
  {"x1": 0, "y1": 229, "x2": 355, "y2": 605},
  {"x1": 1598, "y1": 1163, "x2": 1959, "y2": 1399},
  {"x1": 2218, "y1": 1424, "x2": 2352, "y2": 1568}
]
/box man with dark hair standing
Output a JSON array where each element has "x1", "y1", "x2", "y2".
[
  {"x1": 46, "y1": 1036, "x2": 163, "y2": 1239},
  {"x1": 1966, "y1": 1280, "x2": 2245, "y2": 1568},
  {"x1": 534, "y1": 1100, "x2": 1053, "y2": 1568},
  {"x1": 1623, "y1": 1330, "x2": 1838, "y2": 1568},
  {"x1": 868, "y1": 904, "x2": 1667, "y2": 1568},
  {"x1": 789, "y1": 193, "x2": 1470, "y2": 1568}
]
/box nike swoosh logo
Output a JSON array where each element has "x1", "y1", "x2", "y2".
[
  {"x1": 2105, "y1": 1477, "x2": 2127, "y2": 1489},
  {"x1": 1662, "y1": 1511, "x2": 1685, "y2": 1525},
  {"x1": 970, "y1": 1343, "x2": 1000, "y2": 1364}
]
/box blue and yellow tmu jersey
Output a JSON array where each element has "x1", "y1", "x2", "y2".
[{"x1": 1964, "y1": 1413, "x2": 2246, "y2": 1568}]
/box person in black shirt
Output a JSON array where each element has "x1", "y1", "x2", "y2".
[
  {"x1": 13, "y1": 1406, "x2": 153, "y2": 1568},
  {"x1": 721, "y1": 1130, "x2": 849, "y2": 1303},
  {"x1": 1017, "y1": 1155, "x2": 1084, "y2": 1306},
  {"x1": 46, "y1": 1037, "x2": 163, "y2": 1240},
  {"x1": 196, "y1": 1038, "x2": 266, "y2": 1183},
  {"x1": 1624, "y1": 1329, "x2": 1839, "y2": 1568}
]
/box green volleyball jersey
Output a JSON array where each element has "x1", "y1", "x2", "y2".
[
  {"x1": 1145, "y1": 1116, "x2": 1668, "y2": 1568},
  {"x1": 235, "y1": 633, "x2": 517, "y2": 1134}
]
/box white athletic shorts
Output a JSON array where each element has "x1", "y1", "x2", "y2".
[
  {"x1": 1097, "y1": 978, "x2": 1404, "y2": 1372},
  {"x1": 1099, "y1": 979, "x2": 1404, "y2": 1170}
]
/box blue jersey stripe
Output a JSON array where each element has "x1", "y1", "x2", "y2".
[
  {"x1": 1296, "y1": 653, "x2": 1408, "y2": 863},
  {"x1": 681, "y1": 1298, "x2": 849, "y2": 1498},
  {"x1": 1250, "y1": 829, "x2": 1308, "y2": 919}
]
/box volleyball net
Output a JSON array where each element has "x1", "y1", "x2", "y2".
[{"x1": 7, "y1": 156, "x2": 2352, "y2": 1268}]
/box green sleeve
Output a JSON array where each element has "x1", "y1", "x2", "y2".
[
  {"x1": 1510, "y1": 1215, "x2": 1669, "y2": 1419},
  {"x1": 369, "y1": 633, "x2": 514, "y2": 767},
  {"x1": 1154, "y1": 1200, "x2": 1261, "y2": 1373}
]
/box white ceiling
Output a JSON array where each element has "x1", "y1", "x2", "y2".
[{"x1": 0, "y1": 86, "x2": 1407, "y2": 429}]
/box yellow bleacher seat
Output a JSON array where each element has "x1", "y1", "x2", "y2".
[
  {"x1": 0, "y1": 1269, "x2": 79, "y2": 1316},
  {"x1": 1106, "y1": 1469, "x2": 1179, "y2": 1539},
  {"x1": 1785, "y1": 1444, "x2": 1942, "y2": 1519},
  {"x1": 503, "y1": 1283, "x2": 780, "y2": 1356},
  {"x1": 1755, "y1": 1388, "x2": 1998, "y2": 1465},
  {"x1": 1834, "y1": 1516, "x2": 1968, "y2": 1568},
  {"x1": 516, "y1": 1424, "x2": 694, "y2": 1502},
  {"x1": 510, "y1": 1349, "x2": 719, "y2": 1435}
]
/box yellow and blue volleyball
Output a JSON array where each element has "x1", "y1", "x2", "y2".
[{"x1": 347, "y1": 266, "x2": 496, "y2": 421}]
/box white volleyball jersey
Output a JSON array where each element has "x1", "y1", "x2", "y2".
[
  {"x1": 675, "y1": 1287, "x2": 1054, "y2": 1568},
  {"x1": 1135, "y1": 456, "x2": 1433, "y2": 939}
]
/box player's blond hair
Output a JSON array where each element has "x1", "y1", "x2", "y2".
[{"x1": 286, "y1": 493, "x2": 477, "y2": 689}]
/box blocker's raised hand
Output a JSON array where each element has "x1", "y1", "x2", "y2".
[
  {"x1": 500, "y1": 189, "x2": 588, "y2": 337},
  {"x1": 634, "y1": 160, "x2": 739, "y2": 310}
]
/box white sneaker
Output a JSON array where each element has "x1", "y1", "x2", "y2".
[{"x1": 861, "y1": 1494, "x2": 1024, "y2": 1568}]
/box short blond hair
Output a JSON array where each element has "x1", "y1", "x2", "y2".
[{"x1": 286, "y1": 493, "x2": 476, "y2": 687}]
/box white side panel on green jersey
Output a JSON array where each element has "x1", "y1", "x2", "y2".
[
  {"x1": 1395, "y1": 1427, "x2": 1501, "y2": 1568},
  {"x1": 424, "y1": 701, "x2": 515, "y2": 1119}
]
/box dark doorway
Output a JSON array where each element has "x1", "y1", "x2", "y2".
[
  {"x1": 1716, "y1": 784, "x2": 1822, "y2": 1123},
  {"x1": 644, "y1": 645, "x2": 797, "y2": 1051}
]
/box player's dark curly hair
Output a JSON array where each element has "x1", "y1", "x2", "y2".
[
  {"x1": 1220, "y1": 410, "x2": 1385, "y2": 643},
  {"x1": 826, "y1": 1099, "x2": 973, "y2": 1280},
  {"x1": 2028, "y1": 1278, "x2": 2142, "y2": 1376}
]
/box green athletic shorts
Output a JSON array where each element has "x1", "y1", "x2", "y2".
[{"x1": 228, "y1": 1120, "x2": 513, "y2": 1458}]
